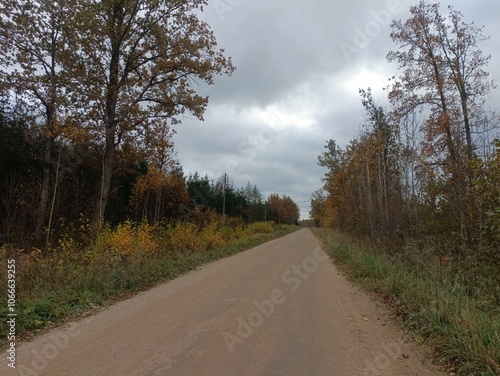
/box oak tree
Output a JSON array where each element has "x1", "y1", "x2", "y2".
[{"x1": 69, "y1": 0, "x2": 234, "y2": 223}]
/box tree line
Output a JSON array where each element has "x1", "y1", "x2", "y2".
[
  {"x1": 0, "y1": 0, "x2": 233, "y2": 241},
  {"x1": 0, "y1": 0, "x2": 299, "y2": 246},
  {"x1": 311, "y1": 2, "x2": 499, "y2": 264},
  {"x1": 0, "y1": 104, "x2": 300, "y2": 245},
  {"x1": 185, "y1": 174, "x2": 299, "y2": 225}
]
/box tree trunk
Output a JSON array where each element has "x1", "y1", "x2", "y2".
[
  {"x1": 92, "y1": 4, "x2": 123, "y2": 225},
  {"x1": 459, "y1": 89, "x2": 473, "y2": 162},
  {"x1": 364, "y1": 163, "x2": 375, "y2": 238},
  {"x1": 377, "y1": 152, "x2": 384, "y2": 237},
  {"x1": 432, "y1": 61, "x2": 470, "y2": 245},
  {"x1": 93, "y1": 127, "x2": 116, "y2": 224},
  {"x1": 35, "y1": 107, "x2": 55, "y2": 239},
  {"x1": 36, "y1": 137, "x2": 52, "y2": 238}
]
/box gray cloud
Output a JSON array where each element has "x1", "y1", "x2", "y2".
[{"x1": 175, "y1": 0, "x2": 500, "y2": 219}]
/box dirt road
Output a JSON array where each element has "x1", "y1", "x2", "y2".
[{"x1": 3, "y1": 228, "x2": 444, "y2": 375}]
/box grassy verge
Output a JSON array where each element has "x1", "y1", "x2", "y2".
[
  {"x1": 0, "y1": 222, "x2": 299, "y2": 347},
  {"x1": 312, "y1": 227, "x2": 499, "y2": 376}
]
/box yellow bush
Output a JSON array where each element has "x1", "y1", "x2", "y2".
[
  {"x1": 218, "y1": 226, "x2": 236, "y2": 241},
  {"x1": 90, "y1": 226, "x2": 118, "y2": 261},
  {"x1": 168, "y1": 221, "x2": 201, "y2": 253},
  {"x1": 86, "y1": 221, "x2": 159, "y2": 264},
  {"x1": 89, "y1": 221, "x2": 157, "y2": 265},
  {"x1": 235, "y1": 224, "x2": 248, "y2": 238},
  {"x1": 199, "y1": 221, "x2": 224, "y2": 250},
  {"x1": 166, "y1": 220, "x2": 234, "y2": 252},
  {"x1": 109, "y1": 221, "x2": 135, "y2": 254},
  {"x1": 137, "y1": 221, "x2": 157, "y2": 254},
  {"x1": 247, "y1": 221, "x2": 274, "y2": 234}
]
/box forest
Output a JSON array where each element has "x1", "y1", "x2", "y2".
[
  {"x1": 311, "y1": 2, "x2": 499, "y2": 270},
  {"x1": 0, "y1": 0, "x2": 299, "y2": 248}
]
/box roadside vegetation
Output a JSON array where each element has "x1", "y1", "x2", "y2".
[
  {"x1": 311, "y1": 2, "x2": 499, "y2": 375},
  {"x1": 0, "y1": 215, "x2": 298, "y2": 347},
  {"x1": 0, "y1": 0, "x2": 302, "y2": 348},
  {"x1": 313, "y1": 228, "x2": 499, "y2": 376}
]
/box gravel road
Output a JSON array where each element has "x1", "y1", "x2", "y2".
[{"x1": 2, "y1": 228, "x2": 444, "y2": 375}]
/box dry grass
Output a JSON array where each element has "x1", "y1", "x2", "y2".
[{"x1": 312, "y1": 228, "x2": 500, "y2": 376}]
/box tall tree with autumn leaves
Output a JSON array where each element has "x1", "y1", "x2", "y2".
[{"x1": 69, "y1": 0, "x2": 234, "y2": 223}]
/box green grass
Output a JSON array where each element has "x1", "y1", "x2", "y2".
[
  {"x1": 0, "y1": 224, "x2": 299, "y2": 346},
  {"x1": 312, "y1": 228, "x2": 500, "y2": 376}
]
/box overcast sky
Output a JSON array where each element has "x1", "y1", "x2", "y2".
[{"x1": 173, "y1": 0, "x2": 500, "y2": 220}]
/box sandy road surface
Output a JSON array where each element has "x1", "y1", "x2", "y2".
[{"x1": 2, "y1": 228, "x2": 444, "y2": 376}]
